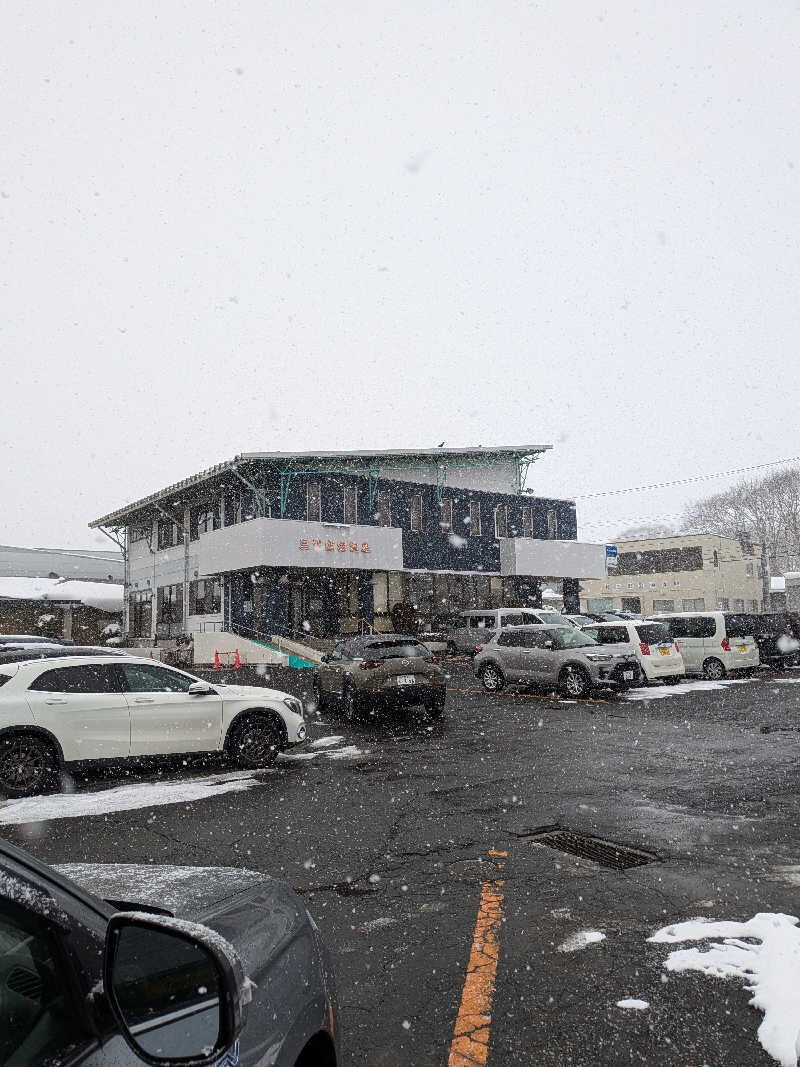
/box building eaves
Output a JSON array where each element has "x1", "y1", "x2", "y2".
[{"x1": 89, "y1": 445, "x2": 553, "y2": 528}]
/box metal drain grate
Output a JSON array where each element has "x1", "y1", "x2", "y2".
[{"x1": 521, "y1": 828, "x2": 657, "y2": 870}]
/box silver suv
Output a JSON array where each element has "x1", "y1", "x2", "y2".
[{"x1": 473, "y1": 624, "x2": 640, "y2": 697}]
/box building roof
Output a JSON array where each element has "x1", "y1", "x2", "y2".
[
  {"x1": 0, "y1": 577, "x2": 123, "y2": 613},
  {"x1": 89, "y1": 445, "x2": 552, "y2": 528},
  {"x1": 0, "y1": 544, "x2": 123, "y2": 582}
]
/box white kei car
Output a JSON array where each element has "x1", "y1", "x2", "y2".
[
  {"x1": 0, "y1": 656, "x2": 307, "y2": 797},
  {"x1": 580, "y1": 619, "x2": 686, "y2": 685}
]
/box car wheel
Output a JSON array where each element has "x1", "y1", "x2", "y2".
[
  {"x1": 228, "y1": 716, "x2": 282, "y2": 769},
  {"x1": 559, "y1": 665, "x2": 589, "y2": 698},
  {"x1": 702, "y1": 657, "x2": 726, "y2": 681},
  {"x1": 312, "y1": 675, "x2": 327, "y2": 710},
  {"x1": 425, "y1": 696, "x2": 445, "y2": 719},
  {"x1": 480, "y1": 664, "x2": 505, "y2": 693},
  {"x1": 664, "y1": 674, "x2": 683, "y2": 685},
  {"x1": 0, "y1": 734, "x2": 58, "y2": 798},
  {"x1": 342, "y1": 685, "x2": 360, "y2": 723}
]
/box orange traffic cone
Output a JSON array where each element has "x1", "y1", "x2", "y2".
[
  {"x1": 214, "y1": 650, "x2": 221, "y2": 669},
  {"x1": 233, "y1": 648, "x2": 241, "y2": 669}
]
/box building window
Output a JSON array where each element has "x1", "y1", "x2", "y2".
[
  {"x1": 307, "y1": 482, "x2": 322, "y2": 523},
  {"x1": 627, "y1": 583, "x2": 634, "y2": 590},
  {"x1": 673, "y1": 579, "x2": 680, "y2": 586},
  {"x1": 713, "y1": 550, "x2": 719, "y2": 567},
  {"x1": 440, "y1": 498, "x2": 453, "y2": 533},
  {"x1": 614, "y1": 583, "x2": 622, "y2": 590},
  {"x1": 494, "y1": 504, "x2": 508, "y2": 539},
  {"x1": 469, "y1": 500, "x2": 482, "y2": 536},
  {"x1": 230, "y1": 488, "x2": 262, "y2": 524},
  {"x1": 130, "y1": 524, "x2": 149, "y2": 544},
  {"x1": 372, "y1": 572, "x2": 389, "y2": 615},
  {"x1": 189, "y1": 579, "x2": 221, "y2": 615},
  {"x1": 733, "y1": 598, "x2": 745, "y2": 611},
  {"x1": 652, "y1": 599, "x2": 675, "y2": 612},
  {"x1": 190, "y1": 503, "x2": 220, "y2": 541},
  {"x1": 157, "y1": 584, "x2": 183, "y2": 625},
  {"x1": 746, "y1": 562, "x2": 754, "y2": 577},
  {"x1": 749, "y1": 599, "x2": 759, "y2": 612},
  {"x1": 649, "y1": 582, "x2": 657, "y2": 589},
  {"x1": 128, "y1": 591, "x2": 152, "y2": 636},
  {"x1": 377, "y1": 491, "x2": 392, "y2": 527},
  {"x1": 157, "y1": 519, "x2": 183, "y2": 550},
  {"x1": 716, "y1": 597, "x2": 730, "y2": 610},
  {"x1": 410, "y1": 494, "x2": 423, "y2": 533},
  {"x1": 522, "y1": 506, "x2": 533, "y2": 538},
  {"x1": 682, "y1": 597, "x2": 705, "y2": 611},
  {"x1": 343, "y1": 486, "x2": 358, "y2": 525}
]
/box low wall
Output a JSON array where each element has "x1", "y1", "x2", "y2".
[{"x1": 193, "y1": 630, "x2": 287, "y2": 667}]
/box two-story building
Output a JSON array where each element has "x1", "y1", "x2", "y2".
[
  {"x1": 89, "y1": 446, "x2": 607, "y2": 642},
  {"x1": 580, "y1": 533, "x2": 768, "y2": 616}
]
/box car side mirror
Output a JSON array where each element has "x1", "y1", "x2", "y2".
[
  {"x1": 188, "y1": 681, "x2": 215, "y2": 695},
  {"x1": 104, "y1": 912, "x2": 249, "y2": 1066},
  {"x1": 320, "y1": 654, "x2": 330, "y2": 663}
]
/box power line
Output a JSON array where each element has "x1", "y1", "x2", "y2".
[{"x1": 575, "y1": 455, "x2": 800, "y2": 501}]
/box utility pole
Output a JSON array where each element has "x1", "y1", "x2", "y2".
[{"x1": 761, "y1": 541, "x2": 770, "y2": 613}]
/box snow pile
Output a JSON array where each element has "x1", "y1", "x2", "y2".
[
  {"x1": 279, "y1": 735, "x2": 367, "y2": 762},
  {"x1": 0, "y1": 771, "x2": 261, "y2": 825},
  {"x1": 616, "y1": 998, "x2": 649, "y2": 1010},
  {"x1": 557, "y1": 929, "x2": 606, "y2": 953},
  {"x1": 649, "y1": 913, "x2": 800, "y2": 1067}
]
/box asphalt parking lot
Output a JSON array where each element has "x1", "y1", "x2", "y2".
[{"x1": 2, "y1": 664, "x2": 800, "y2": 1066}]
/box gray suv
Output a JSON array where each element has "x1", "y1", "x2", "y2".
[{"x1": 473, "y1": 624, "x2": 640, "y2": 697}]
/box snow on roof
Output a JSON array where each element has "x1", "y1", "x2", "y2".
[
  {"x1": 772, "y1": 576, "x2": 786, "y2": 592},
  {"x1": 0, "y1": 577, "x2": 123, "y2": 612}
]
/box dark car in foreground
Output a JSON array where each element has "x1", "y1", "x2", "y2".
[
  {"x1": 751, "y1": 612, "x2": 800, "y2": 667},
  {"x1": 473, "y1": 624, "x2": 640, "y2": 697},
  {"x1": 0, "y1": 837, "x2": 339, "y2": 1066},
  {"x1": 312, "y1": 634, "x2": 446, "y2": 721}
]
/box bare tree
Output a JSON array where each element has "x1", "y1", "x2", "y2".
[
  {"x1": 681, "y1": 467, "x2": 800, "y2": 572},
  {"x1": 615, "y1": 522, "x2": 676, "y2": 541}
]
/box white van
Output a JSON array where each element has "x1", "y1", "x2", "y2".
[
  {"x1": 648, "y1": 612, "x2": 760, "y2": 679},
  {"x1": 447, "y1": 608, "x2": 569, "y2": 654}
]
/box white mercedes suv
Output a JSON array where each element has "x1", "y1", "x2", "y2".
[{"x1": 0, "y1": 656, "x2": 307, "y2": 796}]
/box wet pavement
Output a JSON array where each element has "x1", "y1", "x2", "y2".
[{"x1": 3, "y1": 665, "x2": 800, "y2": 1065}]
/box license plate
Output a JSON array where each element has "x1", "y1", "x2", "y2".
[
  {"x1": 623, "y1": 670, "x2": 634, "y2": 680},
  {"x1": 738, "y1": 644, "x2": 748, "y2": 653},
  {"x1": 396, "y1": 675, "x2": 415, "y2": 686},
  {"x1": 658, "y1": 647, "x2": 671, "y2": 656}
]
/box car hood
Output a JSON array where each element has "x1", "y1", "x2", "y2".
[
  {"x1": 588, "y1": 642, "x2": 637, "y2": 657},
  {"x1": 55, "y1": 862, "x2": 311, "y2": 969},
  {"x1": 215, "y1": 682, "x2": 288, "y2": 701}
]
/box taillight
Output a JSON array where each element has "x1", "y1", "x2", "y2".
[
  {"x1": 674, "y1": 643, "x2": 680, "y2": 654},
  {"x1": 425, "y1": 656, "x2": 440, "y2": 665},
  {"x1": 721, "y1": 637, "x2": 731, "y2": 652},
  {"x1": 360, "y1": 660, "x2": 381, "y2": 670},
  {"x1": 639, "y1": 641, "x2": 651, "y2": 656},
  {"x1": 474, "y1": 646, "x2": 483, "y2": 655}
]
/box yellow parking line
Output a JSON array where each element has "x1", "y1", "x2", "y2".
[{"x1": 447, "y1": 852, "x2": 507, "y2": 1067}]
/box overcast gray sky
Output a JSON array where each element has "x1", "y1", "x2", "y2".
[{"x1": 3, "y1": 1, "x2": 799, "y2": 549}]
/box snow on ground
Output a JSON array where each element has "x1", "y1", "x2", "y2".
[
  {"x1": 557, "y1": 929, "x2": 606, "y2": 953},
  {"x1": 773, "y1": 679, "x2": 800, "y2": 685},
  {"x1": 310, "y1": 735, "x2": 345, "y2": 748},
  {"x1": 280, "y1": 736, "x2": 367, "y2": 762},
  {"x1": 616, "y1": 998, "x2": 649, "y2": 1010},
  {"x1": 0, "y1": 771, "x2": 261, "y2": 825},
  {"x1": 626, "y1": 679, "x2": 753, "y2": 701},
  {"x1": 649, "y1": 913, "x2": 800, "y2": 1067}
]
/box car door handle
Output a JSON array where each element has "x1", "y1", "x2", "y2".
[
  {"x1": 45, "y1": 698, "x2": 68, "y2": 705},
  {"x1": 133, "y1": 697, "x2": 156, "y2": 704}
]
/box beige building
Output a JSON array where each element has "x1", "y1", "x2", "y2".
[{"x1": 580, "y1": 534, "x2": 767, "y2": 616}]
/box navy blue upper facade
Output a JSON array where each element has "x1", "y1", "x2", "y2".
[{"x1": 217, "y1": 472, "x2": 577, "y2": 573}]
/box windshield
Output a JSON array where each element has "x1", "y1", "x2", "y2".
[
  {"x1": 362, "y1": 641, "x2": 429, "y2": 660},
  {"x1": 550, "y1": 628, "x2": 597, "y2": 649},
  {"x1": 536, "y1": 612, "x2": 567, "y2": 624}
]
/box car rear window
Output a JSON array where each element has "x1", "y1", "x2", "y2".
[
  {"x1": 723, "y1": 613, "x2": 758, "y2": 638},
  {"x1": 28, "y1": 664, "x2": 124, "y2": 693},
  {"x1": 535, "y1": 612, "x2": 566, "y2": 624},
  {"x1": 501, "y1": 614, "x2": 526, "y2": 627},
  {"x1": 635, "y1": 623, "x2": 670, "y2": 645},
  {"x1": 664, "y1": 616, "x2": 716, "y2": 639},
  {"x1": 363, "y1": 641, "x2": 429, "y2": 660},
  {"x1": 754, "y1": 614, "x2": 792, "y2": 635}
]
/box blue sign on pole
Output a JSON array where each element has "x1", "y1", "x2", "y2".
[{"x1": 605, "y1": 545, "x2": 618, "y2": 568}]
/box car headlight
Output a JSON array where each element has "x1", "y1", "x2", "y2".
[
  {"x1": 585, "y1": 653, "x2": 612, "y2": 662},
  {"x1": 283, "y1": 695, "x2": 304, "y2": 718},
  {"x1": 296, "y1": 723, "x2": 307, "y2": 742}
]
